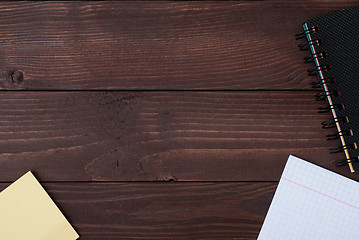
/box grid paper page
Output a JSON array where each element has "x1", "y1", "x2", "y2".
[{"x1": 257, "y1": 155, "x2": 359, "y2": 240}]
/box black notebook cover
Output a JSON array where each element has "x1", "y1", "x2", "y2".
[{"x1": 302, "y1": 5, "x2": 359, "y2": 172}]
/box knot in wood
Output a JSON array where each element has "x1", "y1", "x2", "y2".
[{"x1": 8, "y1": 69, "x2": 24, "y2": 84}]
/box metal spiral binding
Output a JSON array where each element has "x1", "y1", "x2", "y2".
[
  {"x1": 330, "y1": 143, "x2": 357, "y2": 154},
  {"x1": 315, "y1": 90, "x2": 340, "y2": 101},
  {"x1": 318, "y1": 103, "x2": 344, "y2": 113},
  {"x1": 303, "y1": 52, "x2": 327, "y2": 63},
  {"x1": 326, "y1": 129, "x2": 353, "y2": 140},
  {"x1": 304, "y1": 52, "x2": 327, "y2": 63},
  {"x1": 307, "y1": 64, "x2": 331, "y2": 76},
  {"x1": 311, "y1": 77, "x2": 335, "y2": 88},
  {"x1": 321, "y1": 116, "x2": 349, "y2": 129},
  {"x1": 334, "y1": 157, "x2": 359, "y2": 171},
  {"x1": 298, "y1": 39, "x2": 323, "y2": 51},
  {"x1": 296, "y1": 24, "x2": 358, "y2": 172},
  {"x1": 295, "y1": 26, "x2": 319, "y2": 40}
]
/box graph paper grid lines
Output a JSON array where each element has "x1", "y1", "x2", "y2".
[{"x1": 257, "y1": 155, "x2": 359, "y2": 240}]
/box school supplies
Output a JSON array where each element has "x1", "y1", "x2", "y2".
[
  {"x1": 258, "y1": 155, "x2": 359, "y2": 239},
  {"x1": 297, "y1": 5, "x2": 359, "y2": 172}
]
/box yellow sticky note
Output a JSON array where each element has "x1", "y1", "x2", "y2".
[{"x1": 0, "y1": 171, "x2": 79, "y2": 240}]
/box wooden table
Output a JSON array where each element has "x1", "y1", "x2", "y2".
[{"x1": 1, "y1": 1, "x2": 358, "y2": 239}]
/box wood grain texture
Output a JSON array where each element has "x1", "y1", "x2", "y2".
[
  {"x1": 0, "y1": 91, "x2": 354, "y2": 182},
  {"x1": 2, "y1": 2, "x2": 358, "y2": 239},
  {"x1": 0, "y1": 1, "x2": 357, "y2": 90},
  {"x1": 0, "y1": 181, "x2": 276, "y2": 239}
]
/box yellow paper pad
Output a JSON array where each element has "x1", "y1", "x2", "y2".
[{"x1": 0, "y1": 171, "x2": 79, "y2": 240}]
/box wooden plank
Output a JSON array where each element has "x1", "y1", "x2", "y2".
[
  {"x1": 0, "y1": 91, "x2": 354, "y2": 182},
  {"x1": 0, "y1": 1, "x2": 356, "y2": 90},
  {"x1": 0, "y1": 181, "x2": 276, "y2": 239}
]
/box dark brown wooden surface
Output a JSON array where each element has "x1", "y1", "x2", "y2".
[
  {"x1": 0, "y1": 182, "x2": 276, "y2": 239},
  {"x1": 1, "y1": 1, "x2": 358, "y2": 239},
  {"x1": 0, "y1": 1, "x2": 355, "y2": 90},
  {"x1": 1, "y1": 91, "x2": 355, "y2": 182}
]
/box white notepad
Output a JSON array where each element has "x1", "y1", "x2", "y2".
[{"x1": 258, "y1": 155, "x2": 359, "y2": 240}]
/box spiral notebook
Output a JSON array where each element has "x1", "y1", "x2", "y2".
[
  {"x1": 258, "y1": 155, "x2": 359, "y2": 240},
  {"x1": 296, "y1": 5, "x2": 359, "y2": 172}
]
